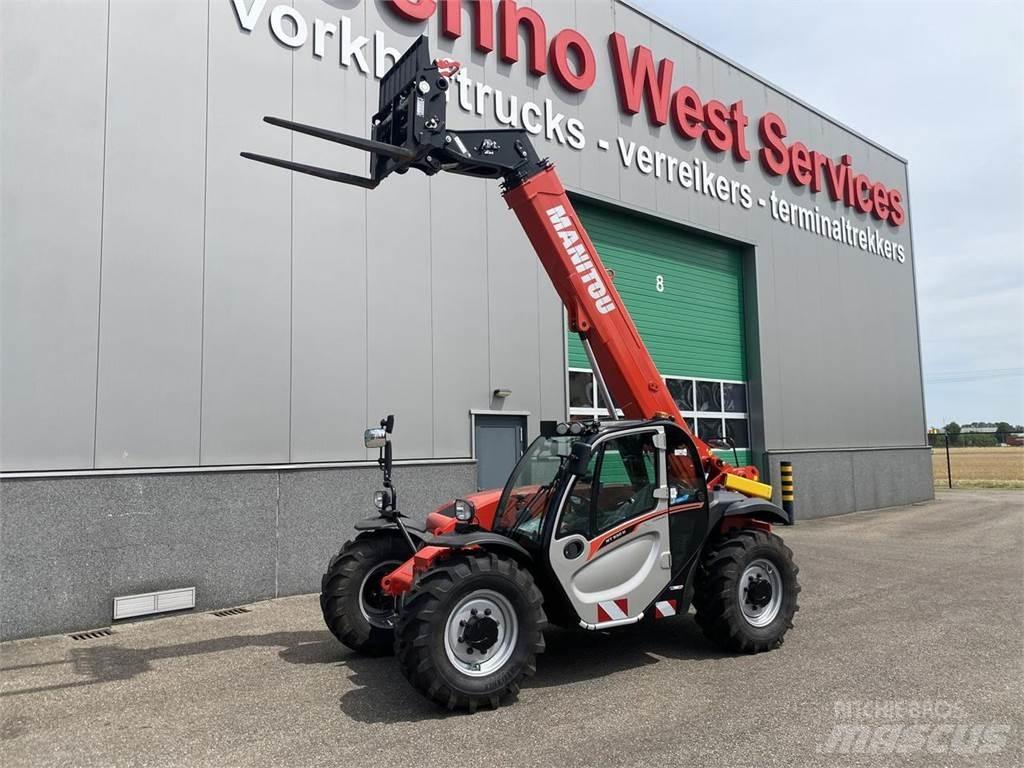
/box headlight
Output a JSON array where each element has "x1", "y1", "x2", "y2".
[
  {"x1": 374, "y1": 489, "x2": 391, "y2": 510},
  {"x1": 453, "y1": 499, "x2": 474, "y2": 522}
]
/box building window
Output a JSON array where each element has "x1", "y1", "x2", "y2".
[
  {"x1": 569, "y1": 370, "x2": 593, "y2": 410},
  {"x1": 567, "y1": 367, "x2": 623, "y2": 420},
  {"x1": 696, "y1": 380, "x2": 722, "y2": 412},
  {"x1": 568, "y1": 369, "x2": 750, "y2": 450}
]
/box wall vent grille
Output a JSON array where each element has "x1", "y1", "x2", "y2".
[{"x1": 113, "y1": 587, "x2": 196, "y2": 620}]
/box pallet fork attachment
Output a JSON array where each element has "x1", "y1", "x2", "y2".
[
  {"x1": 240, "y1": 116, "x2": 419, "y2": 189},
  {"x1": 241, "y1": 35, "x2": 545, "y2": 191}
]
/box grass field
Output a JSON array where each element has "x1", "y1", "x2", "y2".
[{"x1": 932, "y1": 446, "x2": 1024, "y2": 489}]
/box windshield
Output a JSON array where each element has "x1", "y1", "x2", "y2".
[{"x1": 492, "y1": 436, "x2": 576, "y2": 545}]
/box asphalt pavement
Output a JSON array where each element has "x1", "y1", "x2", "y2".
[{"x1": 2, "y1": 489, "x2": 1021, "y2": 768}]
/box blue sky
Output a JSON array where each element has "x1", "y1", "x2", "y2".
[{"x1": 636, "y1": 0, "x2": 1024, "y2": 426}]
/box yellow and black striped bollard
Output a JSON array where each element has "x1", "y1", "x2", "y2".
[{"x1": 780, "y1": 461, "x2": 794, "y2": 519}]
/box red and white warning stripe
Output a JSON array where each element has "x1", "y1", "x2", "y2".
[
  {"x1": 596, "y1": 598, "x2": 629, "y2": 622},
  {"x1": 654, "y1": 599, "x2": 678, "y2": 619}
]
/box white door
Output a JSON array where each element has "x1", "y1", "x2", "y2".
[{"x1": 547, "y1": 427, "x2": 673, "y2": 627}]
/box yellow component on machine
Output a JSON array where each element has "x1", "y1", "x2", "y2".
[{"x1": 723, "y1": 473, "x2": 774, "y2": 500}]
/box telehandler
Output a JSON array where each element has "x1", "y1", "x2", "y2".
[{"x1": 244, "y1": 37, "x2": 799, "y2": 711}]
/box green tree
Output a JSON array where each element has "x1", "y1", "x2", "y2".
[{"x1": 995, "y1": 421, "x2": 1013, "y2": 443}]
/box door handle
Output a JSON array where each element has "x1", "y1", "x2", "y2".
[{"x1": 563, "y1": 540, "x2": 584, "y2": 559}]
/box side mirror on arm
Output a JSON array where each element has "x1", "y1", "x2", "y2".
[
  {"x1": 708, "y1": 435, "x2": 739, "y2": 467},
  {"x1": 364, "y1": 427, "x2": 389, "y2": 448}
]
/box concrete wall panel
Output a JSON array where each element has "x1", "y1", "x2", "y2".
[
  {"x1": 0, "y1": 463, "x2": 476, "y2": 640},
  {"x1": 767, "y1": 447, "x2": 933, "y2": 519},
  {"x1": 289, "y1": 0, "x2": 371, "y2": 463},
  {"x1": 201, "y1": 0, "x2": 293, "y2": 464},
  {"x1": 575, "y1": 0, "x2": 619, "y2": 199},
  {"x1": 429, "y1": 173, "x2": 491, "y2": 457},
  {"x1": 0, "y1": 471, "x2": 278, "y2": 640},
  {"x1": 0, "y1": 0, "x2": 108, "y2": 470},
  {"x1": 485, "y1": 193, "x2": 544, "y2": 436},
  {"x1": 94, "y1": 0, "x2": 208, "y2": 468}
]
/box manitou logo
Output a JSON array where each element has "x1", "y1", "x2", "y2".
[{"x1": 546, "y1": 206, "x2": 616, "y2": 316}]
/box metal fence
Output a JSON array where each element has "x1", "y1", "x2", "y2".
[{"x1": 929, "y1": 432, "x2": 1024, "y2": 489}]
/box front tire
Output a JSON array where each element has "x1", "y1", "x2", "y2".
[
  {"x1": 319, "y1": 533, "x2": 410, "y2": 656},
  {"x1": 395, "y1": 552, "x2": 546, "y2": 711},
  {"x1": 693, "y1": 529, "x2": 800, "y2": 653}
]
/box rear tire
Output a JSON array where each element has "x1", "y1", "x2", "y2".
[
  {"x1": 319, "y1": 533, "x2": 410, "y2": 656},
  {"x1": 395, "y1": 552, "x2": 546, "y2": 711},
  {"x1": 693, "y1": 529, "x2": 800, "y2": 653}
]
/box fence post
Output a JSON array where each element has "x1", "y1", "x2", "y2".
[{"x1": 944, "y1": 434, "x2": 952, "y2": 489}]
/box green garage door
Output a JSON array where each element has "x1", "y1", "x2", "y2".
[{"x1": 567, "y1": 200, "x2": 752, "y2": 467}]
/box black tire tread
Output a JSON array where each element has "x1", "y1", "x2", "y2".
[
  {"x1": 693, "y1": 529, "x2": 800, "y2": 653},
  {"x1": 319, "y1": 532, "x2": 409, "y2": 656},
  {"x1": 395, "y1": 551, "x2": 546, "y2": 711}
]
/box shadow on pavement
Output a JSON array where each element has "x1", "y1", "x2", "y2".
[
  {"x1": 331, "y1": 616, "x2": 730, "y2": 724},
  {"x1": 3, "y1": 615, "x2": 729, "y2": 725},
  {"x1": 531, "y1": 617, "x2": 727, "y2": 689},
  {"x1": 1, "y1": 630, "x2": 328, "y2": 698}
]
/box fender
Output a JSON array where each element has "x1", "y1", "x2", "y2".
[
  {"x1": 709, "y1": 491, "x2": 792, "y2": 528},
  {"x1": 353, "y1": 515, "x2": 428, "y2": 539},
  {"x1": 419, "y1": 531, "x2": 533, "y2": 564},
  {"x1": 381, "y1": 531, "x2": 534, "y2": 598}
]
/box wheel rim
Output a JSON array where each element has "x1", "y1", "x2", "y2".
[
  {"x1": 738, "y1": 558, "x2": 783, "y2": 627},
  {"x1": 358, "y1": 561, "x2": 401, "y2": 629},
  {"x1": 443, "y1": 589, "x2": 519, "y2": 677}
]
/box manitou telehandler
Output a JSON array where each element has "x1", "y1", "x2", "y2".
[{"x1": 244, "y1": 37, "x2": 799, "y2": 711}]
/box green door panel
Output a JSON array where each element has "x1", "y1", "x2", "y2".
[
  {"x1": 567, "y1": 200, "x2": 750, "y2": 468},
  {"x1": 568, "y1": 201, "x2": 747, "y2": 382}
]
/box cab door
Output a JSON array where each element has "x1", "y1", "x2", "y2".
[{"x1": 546, "y1": 427, "x2": 673, "y2": 627}]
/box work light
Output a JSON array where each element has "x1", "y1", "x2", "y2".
[{"x1": 453, "y1": 499, "x2": 474, "y2": 522}]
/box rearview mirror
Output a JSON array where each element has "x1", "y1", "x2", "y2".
[
  {"x1": 569, "y1": 442, "x2": 592, "y2": 476},
  {"x1": 364, "y1": 427, "x2": 389, "y2": 449}
]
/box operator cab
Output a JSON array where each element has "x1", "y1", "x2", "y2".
[{"x1": 491, "y1": 418, "x2": 710, "y2": 628}]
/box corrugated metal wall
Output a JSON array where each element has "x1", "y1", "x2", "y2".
[
  {"x1": 568, "y1": 201, "x2": 746, "y2": 382},
  {"x1": 1, "y1": 0, "x2": 926, "y2": 474}
]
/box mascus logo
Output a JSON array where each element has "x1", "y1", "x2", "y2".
[{"x1": 546, "y1": 205, "x2": 616, "y2": 316}]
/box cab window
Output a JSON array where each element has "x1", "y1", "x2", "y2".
[
  {"x1": 665, "y1": 428, "x2": 701, "y2": 505},
  {"x1": 558, "y1": 431, "x2": 661, "y2": 539}
]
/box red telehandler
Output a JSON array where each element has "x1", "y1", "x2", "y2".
[{"x1": 244, "y1": 38, "x2": 799, "y2": 711}]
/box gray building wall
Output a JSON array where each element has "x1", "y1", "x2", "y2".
[
  {"x1": 0, "y1": 463, "x2": 473, "y2": 640},
  {"x1": 1, "y1": 0, "x2": 931, "y2": 638}
]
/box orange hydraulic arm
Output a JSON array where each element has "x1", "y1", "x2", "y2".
[{"x1": 242, "y1": 36, "x2": 758, "y2": 487}]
